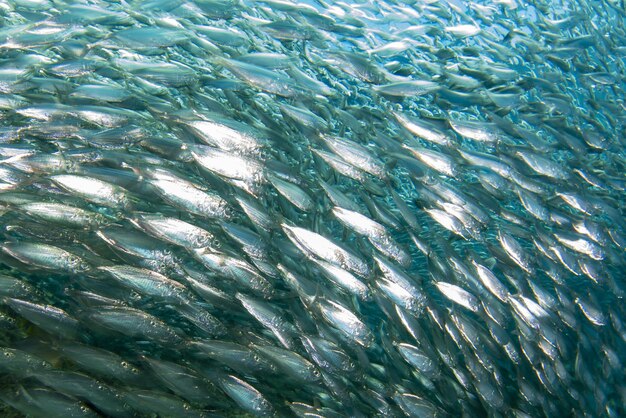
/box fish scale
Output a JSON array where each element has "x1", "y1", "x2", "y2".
[{"x1": 0, "y1": 0, "x2": 624, "y2": 417}]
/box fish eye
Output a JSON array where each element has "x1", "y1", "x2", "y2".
[{"x1": 121, "y1": 361, "x2": 129, "y2": 368}]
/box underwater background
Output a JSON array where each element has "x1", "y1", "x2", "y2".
[{"x1": 0, "y1": 0, "x2": 624, "y2": 416}]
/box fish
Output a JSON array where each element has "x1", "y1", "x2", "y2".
[
  {"x1": 0, "y1": 0, "x2": 624, "y2": 417},
  {"x1": 0, "y1": 386, "x2": 100, "y2": 417},
  {"x1": 4, "y1": 298, "x2": 80, "y2": 339},
  {"x1": 142, "y1": 356, "x2": 225, "y2": 406},
  {"x1": 217, "y1": 373, "x2": 274, "y2": 417},
  {"x1": 58, "y1": 343, "x2": 143, "y2": 383},
  {"x1": 252, "y1": 344, "x2": 321, "y2": 383},
  {"x1": 130, "y1": 213, "x2": 216, "y2": 249},
  {"x1": 317, "y1": 299, "x2": 374, "y2": 348},
  {"x1": 30, "y1": 369, "x2": 132, "y2": 417},
  {"x1": 1, "y1": 242, "x2": 89, "y2": 273},
  {"x1": 144, "y1": 169, "x2": 230, "y2": 219},
  {"x1": 85, "y1": 306, "x2": 182, "y2": 344},
  {"x1": 49, "y1": 174, "x2": 134, "y2": 209},
  {"x1": 281, "y1": 224, "x2": 370, "y2": 277},
  {"x1": 96, "y1": 265, "x2": 190, "y2": 303}
]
